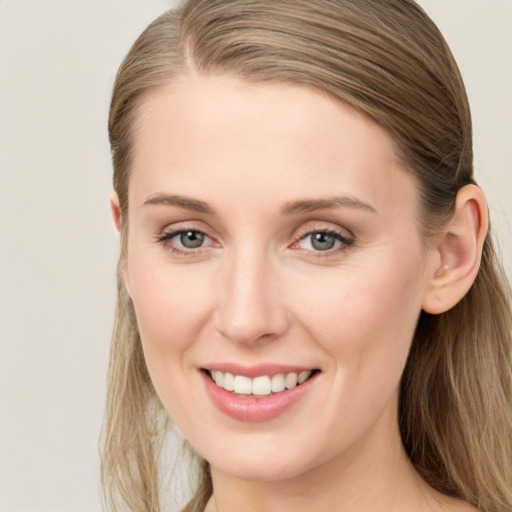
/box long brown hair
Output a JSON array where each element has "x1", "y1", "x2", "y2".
[{"x1": 101, "y1": 1, "x2": 512, "y2": 511}]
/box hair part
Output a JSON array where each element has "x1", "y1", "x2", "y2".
[{"x1": 102, "y1": 1, "x2": 512, "y2": 510}]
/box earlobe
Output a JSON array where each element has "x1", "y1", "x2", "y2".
[
  {"x1": 422, "y1": 184, "x2": 489, "y2": 314},
  {"x1": 110, "y1": 191, "x2": 122, "y2": 232}
]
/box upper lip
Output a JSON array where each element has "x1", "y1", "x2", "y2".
[{"x1": 201, "y1": 363, "x2": 319, "y2": 378}]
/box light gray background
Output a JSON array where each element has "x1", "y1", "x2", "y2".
[{"x1": 0, "y1": 1, "x2": 510, "y2": 511}]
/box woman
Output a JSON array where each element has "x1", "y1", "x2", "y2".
[{"x1": 101, "y1": 1, "x2": 512, "y2": 511}]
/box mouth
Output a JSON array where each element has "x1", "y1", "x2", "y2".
[
  {"x1": 200, "y1": 366, "x2": 321, "y2": 422},
  {"x1": 202, "y1": 368, "x2": 321, "y2": 398}
]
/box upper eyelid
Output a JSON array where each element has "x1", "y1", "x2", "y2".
[
  {"x1": 297, "y1": 227, "x2": 352, "y2": 237},
  {"x1": 157, "y1": 227, "x2": 212, "y2": 242},
  {"x1": 158, "y1": 221, "x2": 214, "y2": 238},
  {"x1": 292, "y1": 230, "x2": 353, "y2": 248},
  {"x1": 293, "y1": 222, "x2": 354, "y2": 240}
]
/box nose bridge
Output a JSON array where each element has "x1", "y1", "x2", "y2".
[{"x1": 214, "y1": 243, "x2": 288, "y2": 345}]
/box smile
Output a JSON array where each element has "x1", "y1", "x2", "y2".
[
  {"x1": 209, "y1": 369, "x2": 314, "y2": 396},
  {"x1": 201, "y1": 366, "x2": 320, "y2": 422}
]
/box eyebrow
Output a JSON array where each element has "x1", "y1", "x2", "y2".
[
  {"x1": 281, "y1": 196, "x2": 377, "y2": 216},
  {"x1": 142, "y1": 193, "x2": 377, "y2": 216},
  {"x1": 143, "y1": 193, "x2": 215, "y2": 214}
]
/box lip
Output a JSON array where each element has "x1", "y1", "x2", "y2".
[{"x1": 200, "y1": 367, "x2": 320, "y2": 422}]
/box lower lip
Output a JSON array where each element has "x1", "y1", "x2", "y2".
[{"x1": 201, "y1": 371, "x2": 318, "y2": 422}]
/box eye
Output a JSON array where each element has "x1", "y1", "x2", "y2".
[
  {"x1": 176, "y1": 230, "x2": 207, "y2": 249},
  {"x1": 157, "y1": 229, "x2": 213, "y2": 252},
  {"x1": 296, "y1": 230, "x2": 353, "y2": 252}
]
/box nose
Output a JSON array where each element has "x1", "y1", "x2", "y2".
[{"x1": 213, "y1": 247, "x2": 290, "y2": 346}]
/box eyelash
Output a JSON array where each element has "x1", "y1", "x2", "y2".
[
  {"x1": 155, "y1": 229, "x2": 213, "y2": 255},
  {"x1": 293, "y1": 227, "x2": 354, "y2": 258},
  {"x1": 155, "y1": 226, "x2": 354, "y2": 258}
]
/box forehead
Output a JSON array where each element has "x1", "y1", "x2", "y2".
[{"x1": 129, "y1": 74, "x2": 417, "y2": 218}]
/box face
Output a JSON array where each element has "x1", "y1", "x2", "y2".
[{"x1": 122, "y1": 75, "x2": 434, "y2": 482}]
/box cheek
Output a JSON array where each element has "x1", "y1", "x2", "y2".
[
  {"x1": 127, "y1": 253, "x2": 211, "y2": 348},
  {"x1": 126, "y1": 253, "x2": 217, "y2": 421},
  {"x1": 292, "y1": 250, "x2": 425, "y2": 376},
  {"x1": 125, "y1": 254, "x2": 218, "y2": 419},
  {"x1": 283, "y1": 253, "x2": 426, "y2": 451}
]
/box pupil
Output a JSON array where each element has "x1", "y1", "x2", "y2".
[
  {"x1": 180, "y1": 231, "x2": 204, "y2": 248},
  {"x1": 311, "y1": 233, "x2": 335, "y2": 251}
]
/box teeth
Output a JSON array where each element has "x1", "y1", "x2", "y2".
[
  {"x1": 252, "y1": 376, "x2": 272, "y2": 395},
  {"x1": 233, "y1": 375, "x2": 252, "y2": 394},
  {"x1": 210, "y1": 370, "x2": 313, "y2": 396},
  {"x1": 285, "y1": 372, "x2": 298, "y2": 389},
  {"x1": 223, "y1": 372, "x2": 234, "y2": 391},
  {"x1": 212, "y1": 370, "x2": 223, "y2": 387},
  {"x1": 271, "y1": 373, "x2": 285, "y2": 393},
  {"x1": 298, "y1": 370, "x2": 311, "y2": 384}
]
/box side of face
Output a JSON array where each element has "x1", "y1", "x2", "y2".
[{"x1": 111, "y1": 74, "x2": 487, "y2": 483}]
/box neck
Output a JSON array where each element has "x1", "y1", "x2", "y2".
[{"x1": 207, "y1": 402, "x2": 454, "y2": 512}]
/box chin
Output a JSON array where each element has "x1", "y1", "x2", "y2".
[
  {"x1": 197, "y1": 431, "x2": 321, "y2": 483},
  {"x1": 211, "y1": 455, "x2": 309, "y2": 482}
]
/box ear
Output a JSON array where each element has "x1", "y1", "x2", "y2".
[
  {"x1": 110, "y1": 191, "x2": 132, "y2": 296},
  {"x1": 422, "y1": 184, "x2": 488, "y2": 314},
  {"x1": 110, "y1": 190, "x2": 122, "y2": 232}
]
